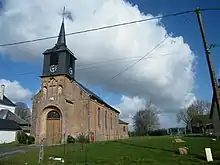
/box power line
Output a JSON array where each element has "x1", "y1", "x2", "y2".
[
  {"x1": 1, "y1": 8, "x2": 220, "y2": 48},
  {"x1": 77, "y1": 52, "x2": 176, "y2": 68},
  {"x1": 210, "y1": 44, "x2": 220, "y2": 49},
  {"x1": 0, "y1": 9, "x2": 195, "y2": 47},
  {"x1": 4, "y1": 52, "x2": 177, "y2": 76},
  {"x1": 99, "y1": 9, "x2": 194, "y2": 85},
  {"x1": 76, "y1": 52, "x2": 176, "y2": 71},
  {"x1": 102, "y1": 36, "x2": 169, "y2": 84},
  {"x1": 2, "y1": 8, "x2": 218, "y2": 79},
  {"x1": 4, "y1": 11, "x2": 193, "y2": 77}
]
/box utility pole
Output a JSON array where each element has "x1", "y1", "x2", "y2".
[{"x1": 195, "y1": 8, "x2": 220, "y2": 119}]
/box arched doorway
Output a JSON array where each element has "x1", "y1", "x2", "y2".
[{"x1": 46, "y1": 110, "x2": 61, "y2": 145}]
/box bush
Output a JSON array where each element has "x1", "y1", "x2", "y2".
[
  {"x1": 27, "y1": 135, "x2": 35, "y2": 144},
  {"x1": 67, "y1": 135, "x2": 76, "y2": 144},
  {"x1": 17, "y1": 131, "x2": 35, "y2": 144},
  {"x1": 128, "y1": 131, "x2": 136, "y2": 137},
  {"x1": 17, "y1": 131, "x2": 28, "y2": 144},
  {"x1": 148, "y1": 129, "x2": 168, "y2": 136},
  {"x1": 76, "y1": 133, "x2": 89, "y2": 143}
]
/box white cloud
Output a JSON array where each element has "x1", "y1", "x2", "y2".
[
  {"x1": 0, "y1": 1, "x2": 196, "y2": 112},
  {"x1": 115, "y1": 95, "x2": 146, "y2": 130},
  {"x1": 0, "y1": 79, "x2": 32, "y2": 102},
  {"x1": 116, "y1": 95, "x2": 186, "y2": 129}
]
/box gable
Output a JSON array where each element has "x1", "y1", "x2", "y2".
[{"x1": 0, "y1": 96, "x2": 16, "y2": 107}]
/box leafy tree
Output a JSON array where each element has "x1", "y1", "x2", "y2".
[
  {"x1": 15, "y1": 102, "x2": 31, "y2": 123},
  {"x1": 176, "y1": 99, "x2": 211, "y2": 132},
  {"x1": 133, "y1": 101, "x2": 160, "y2": 136}
]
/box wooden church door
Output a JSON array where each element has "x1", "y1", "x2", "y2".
[{"x1": 46, "y1": 110, "x2": 61, "y2": 145}]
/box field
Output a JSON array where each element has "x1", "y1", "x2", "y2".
[
  {"x1": 0, "y1": 142, "x2": 24, "y2": 150},
  {"x1": 0, "y1": 136, "x2": 220, "y2": 165}
]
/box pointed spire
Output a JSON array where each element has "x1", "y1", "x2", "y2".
[
  {"x1": 56, "y1": 7, "x2": 67, "y2": 47},
  {"x1": 56, "y1": 20, "x2": 66, "y2": 47}
]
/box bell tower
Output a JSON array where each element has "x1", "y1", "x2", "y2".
[{"x1": 41, "y1": 18, "x2": 77, "y2": 80}]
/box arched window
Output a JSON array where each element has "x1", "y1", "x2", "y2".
[
  {"x1": 110, "y1": 114, "x2": 113, "y2": 130},
  {"x1": 47, "y1": 110, "x2": 60, "y2": 119},
  {"x1": 123, "y1": 126, "x2": 126, "y2": 132},
  {"x1": 105, "y1": 111, "x2": 107, "y2": 129},
  {"x1": 97, "y1": 108, "x2": 101, "y2": 127}
]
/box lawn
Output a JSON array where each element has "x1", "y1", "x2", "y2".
[
  {"x1": 0, "y1": 136, "x2": 220, "y2": 165},
  {"x1": 0, "y1": 142, "x2": 24, "y2": 150}
]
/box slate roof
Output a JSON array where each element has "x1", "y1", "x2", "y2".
[
  {"x1": 40, "y1": 20, "x2": 119, "y2": 114},
  {"x1": 75, "y1": 81, "x2": 120, "y2": 114},
  {"x1": 0, "y1": 119, "x2": 22, "y2": 131},
  {"x1": 119, "y1": 119, "x2": 129, "y2": 125},
  {"x1": 210, "y1": 93, "x2": 220, "y2": 119},
  {"x1": 0, "y1": 109, "x2": 29, "y2": 125},
  {"x1": 0, "y1": 95, "x2": 16, "y2": 107},
  {"x1": 43, "y1": 21, "x2": 76, "y2": 59}
]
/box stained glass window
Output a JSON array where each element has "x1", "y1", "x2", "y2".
[{"x1": 47, "y1": 111, "x2": 60, "y2": 119}]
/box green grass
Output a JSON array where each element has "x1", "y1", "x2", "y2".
[
  {"x1": 0, "y1": 136, "x2": 220, "y2": 165},
  {"x1": 0, "y1": 142, "x2": 24, "y2": 150}
]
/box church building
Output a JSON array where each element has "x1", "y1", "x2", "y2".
[{"x1": 31, "y1": 20, "x2": 129, "y2": 145}]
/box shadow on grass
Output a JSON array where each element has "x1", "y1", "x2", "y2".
[
  {"x1": 184, "y1": 134, "x2": 216, "y2": 138},
  {"x1": 112, "y1": 140, "x2": 175, "y2": 153},
  {"x1": 112, "y1": 140, "x2": 220, "y2": 162}
]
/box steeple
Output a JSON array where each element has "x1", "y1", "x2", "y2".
[
  {"x1": 56, "y1": 20, "x2": 66, "y2": 47},
  {"x1": 41, "y1": 7, "x2": 77, "y2": 80}
]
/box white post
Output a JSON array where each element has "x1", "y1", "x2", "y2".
[{"x1": 38, "y1": 139, "x2": 44, "y2": 163}]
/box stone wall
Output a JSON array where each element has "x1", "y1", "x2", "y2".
[
  {"x1": 31, "y1": 75, "x2": 125, "y2": 145},
  {"x1": 119, "y1": 124, "x2": 129, "y2": 139}
]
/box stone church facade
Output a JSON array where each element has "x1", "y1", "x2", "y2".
[{"x1": 31, "y1": 20, "x2": 129, "y2": 145}]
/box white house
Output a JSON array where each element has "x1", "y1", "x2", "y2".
[
  {"x1": 0, "y1": 84, "x2": 26, "y2": 144},
  {"x1": 210, "y1": 94, "x2": 220, "y2": 138},
  {"x1": 0, "y1": 84, "x2": 16, "y2": 113},
  {"x1": 0, "y1": 119, "x2": 22, "y2": 143}
]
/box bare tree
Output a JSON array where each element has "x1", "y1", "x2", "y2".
[
  {"x1": 15, "y1": 102, "x2": 31, "y2": 123},
  {"x1": 133, "y1": 101, "x2": 160, "y2": 135},
  {"x1": 176, "y1": 100, "x2": 211, "y2": 132}
]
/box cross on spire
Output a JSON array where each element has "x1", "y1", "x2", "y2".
[
  {"x1": 62, "y1": 6, "x2": 66, "y2": 22},
  {"x1": 56, "y1": 6, "x2": 67, "y2": 47}
]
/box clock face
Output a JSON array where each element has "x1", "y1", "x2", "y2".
[
  {"x1": 50, "y1": 65, "x2": 57, "y2": 73},
  {"x1": 69, "y1": 67, "x2": 73, "y2": 75}
]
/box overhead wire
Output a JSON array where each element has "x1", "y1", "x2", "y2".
[
  {"x1": 8, "y1": 52, "x2": 177, "y2": 76},
  {"x1": 0, "y1": 9, "x2": 196, "y2": 47},
  {"x1": 101, "y1": 36, "x2": 169, "y2": 84},
  {"x1": 99, "y1": 10, "x2": 193, "y2": 88},
  {"x1": 0, "y1": 8, "x2": 220, "y2": 48},
  {"x1": 1, "y1": 8, "x2": 219, "y2": 79}
]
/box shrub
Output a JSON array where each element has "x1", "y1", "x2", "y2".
[
  {"x1": 27, "y1": 135, "x2": 35, "y2": 144},
  {"x1": 17, "y1": 131, "x2": 28, "y2": 144},
  {"x1": 148, "y1": 129, "x2": 168, "y2": 136},
  {"x1": 76, "y1": 133, "x2": 89, "y2": 143},
  {"x1": 17, "y1": 131, "x2": 35, "y2": 144},
  {"x1": 67, "y1": 135, "x2": 76, "y2": 144}
]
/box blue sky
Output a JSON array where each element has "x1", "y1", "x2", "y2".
[
  {"x1": 132, "y1": 0, "x2": 220, "y2": 102},
  {"x1": 0, "y1": 0, "x2": 220, "y2": 111}
]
